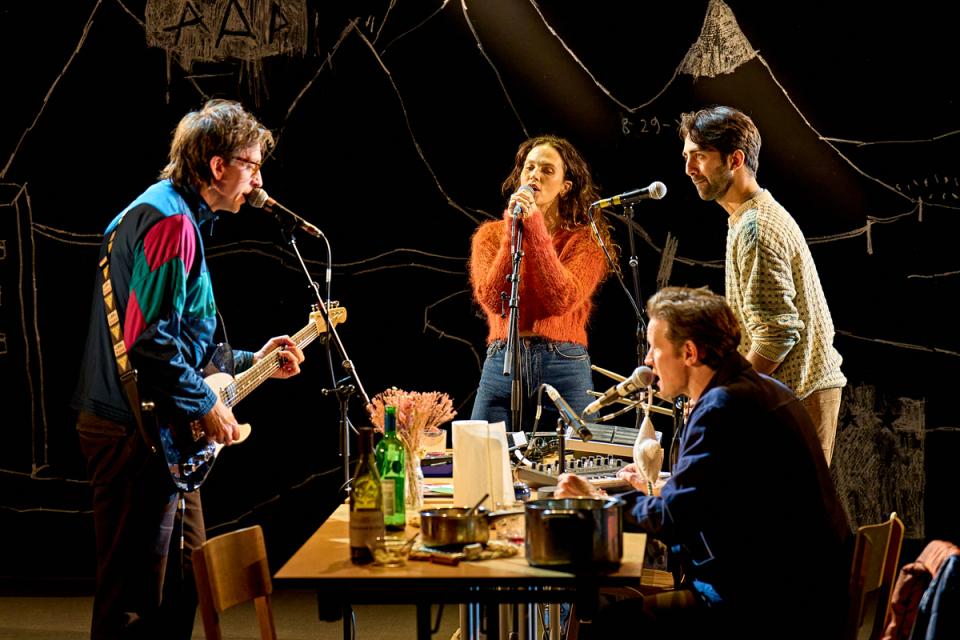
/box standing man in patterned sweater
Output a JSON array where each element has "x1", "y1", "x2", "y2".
[
  {"x1": 72, "y1": 100, "x2": 305, "y2": 639},
  {"x1": 679, "y1": 105, "x2": 846, "y2": 466}
]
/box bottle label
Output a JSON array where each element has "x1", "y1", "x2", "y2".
[
  {"x1": 350, "y1": 510, "x2": 385, "y2": 548},
  {"x1": 382, "y1": 479, "x2": 396, "y2": 517}
]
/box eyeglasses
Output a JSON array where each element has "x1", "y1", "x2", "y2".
[{"x1": 231, "y1": 156, "x2": 263, "y2": 173}]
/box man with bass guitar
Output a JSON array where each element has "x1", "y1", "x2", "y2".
[{"x1": 71, "y1": 99, "x2": 305, "y2": 640}]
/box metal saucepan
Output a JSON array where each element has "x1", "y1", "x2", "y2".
[
  {"x1": 524, "y1": 497, "x2": 625, "y2": 571},
  {"x1": 419, "y1": 506, "x2": 523, "y2": 548}
]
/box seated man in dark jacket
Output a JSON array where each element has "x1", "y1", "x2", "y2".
[{"x1": 558, "y1": 286, "x2": 850, "y2": 640}]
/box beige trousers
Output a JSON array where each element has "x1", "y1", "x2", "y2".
[{"x1": 801, "y1": 386, "x2": 843, "y2": 466}]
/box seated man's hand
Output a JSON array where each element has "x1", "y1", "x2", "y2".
[
  {"x1": 198, "y1": 398, "x2": 240, "y2": 445},
  {"x1": 616, "y1": 463, "x2": 646, "y2": 491},
  {"x1": 255, "y1": 335, "x2": 305, "y2": 379},
  {"x1": 556, "y1": 473, "x2": 605, "y2": 499},
  {"x1": 616, "y1": 463, "x2": 666, "y2": 496}
]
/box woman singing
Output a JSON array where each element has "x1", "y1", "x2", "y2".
[{"x1": 469, "y1": 135, "x2": 618, "y2": 431}]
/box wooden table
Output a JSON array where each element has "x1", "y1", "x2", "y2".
[{"x1": 275, "y1": 504, "x2": 647, "y2": 640}]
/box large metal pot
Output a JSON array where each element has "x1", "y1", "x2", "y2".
[
  {"x1": 419, "y1": 506, "x2": 522, "y2": 548},
  {"x1": 524, "y1": 497, "x2": 625, "y2": 570}
]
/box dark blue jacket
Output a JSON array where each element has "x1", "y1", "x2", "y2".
[
  {"x1": 623, "y1": 353, "x2": 850, "y2": 637},
  {"x1": 913, "y1": 553, "x2": 960, "y2": 639}
]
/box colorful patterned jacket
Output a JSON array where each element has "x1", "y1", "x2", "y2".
[{"x1": 72, "y1": 180, "x2": 252, "y2": 433}]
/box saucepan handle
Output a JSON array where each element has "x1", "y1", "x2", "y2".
[{"x1": 486, "y1": 508, "x2": 525, "y2": 523}]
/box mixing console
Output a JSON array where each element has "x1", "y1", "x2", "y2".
[{"x1": 517, "y1": 455, "x2": 633, "y2": 491}]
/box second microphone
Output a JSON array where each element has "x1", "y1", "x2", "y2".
[
  {"x1": 582, "y1": 366, "x2": 655, "y2": 416},
  {"x1": 248, "y1": 188, "x2": 324, "y2": 239}
]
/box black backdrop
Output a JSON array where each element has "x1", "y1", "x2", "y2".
[{"x1": 2, "y1": 0, "x2": 957, "y2": 583}]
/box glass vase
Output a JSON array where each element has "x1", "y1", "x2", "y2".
[{"x1": 405, "y1": 454, "x2": 424, "y2": 514}]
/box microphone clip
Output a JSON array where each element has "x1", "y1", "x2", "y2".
[{"x1": 574, "y1": 423, "x2": 593, "y2": 443}]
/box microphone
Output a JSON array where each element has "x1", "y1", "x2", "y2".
[
  {"x1": 512, "y1": 184, "x2": 536, "y2": 216},
  {"x1": 582, "y1": 366, "x2": 655, "y2": 416},
  {"x1": 592, "y1": 182, "x2": 667, "y2": 209},
  {"x1": 248, "y1": 188, "x2": 324, "y2": 238},
  {"x1": 543, "y1": 384, "x2": 593, "y2": 442}
]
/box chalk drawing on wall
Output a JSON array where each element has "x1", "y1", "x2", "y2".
[
  {"x1": 204, "y1": 237, "x2": 480, "y2": 410},
  {"x1": 908, "y1": 269, "x2": 960, "y2": 280},
  {"x1": 524, "y1": 0, "x2": 754, "y2": 114},
  {"x1": 1, "y1": 2, "x2": 100, "y2": 180},
  {"x1": 833, "y1": 384, "x2": 925, "y2": 538},
  {"x1": 655, "y1": 232, "x2": 679, "y2": 293},
  {"x1": 836, "y1": 330, "x2": 959, "y2": 358},
  {"x1": 379, "y1": 0, "x2": 451, "y2": 55},
  {"x1": 518, "y1": 0, "x2": 960, "y2": 366},
  {"x1": 677, "y1": 0, "x2": 756, "y2": 79},
  {"x1": 462, "y1": 0, "x2": 528, "y2": 138},
  {"x1": 4, "y1": 0, "x2": 953, "y2": 535},
  {"x1": 897, "y1": 175, "x2": 960, "y2": 202},
  {"x1": 0, "y1": 183, "x2": 49, "y2": 476},
  {"x1": 353, "y1": 26, "x2": 493, "y2": 226},
  {"x1": 143, "y1": 0, "x2": 308, "y2": 101},
  {"x1": 824, "y1": 130, "x2": 960, "y2": 147},
  {"x1": 145, "y1": 0, "x2": 308, "y2": 66},
  {"x1": 422, "y1": 289, "x2": 483, "y2": 411},
  {"x1": 279, "y1": 17, "x2": 357, "y2": 133},
  {"x1": 522, "y1": 0, "x2": 958, "y2": 273}
]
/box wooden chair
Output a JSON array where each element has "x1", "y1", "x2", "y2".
[
  {"x1": 194, "y1": 524, "x2": 277, "y2": 640},
  {"x1": 845, "y1": 512, "x2": 905, "y2": 640}
]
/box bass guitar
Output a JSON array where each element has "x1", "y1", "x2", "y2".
[{"x1": 143, "y1": 303, "x2": 347, "y2": 492}]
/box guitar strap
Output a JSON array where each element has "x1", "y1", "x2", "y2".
[{"x1": 98, "y1": 212, "x2": 162, "y2": 455}]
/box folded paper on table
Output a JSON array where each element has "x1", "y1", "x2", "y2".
[
  {"x1": 424, "y1": 484, "x2": 454, "y2": 497},
  {"x1": 452, "y1": 420, "x2": 514, "y2": 510}
]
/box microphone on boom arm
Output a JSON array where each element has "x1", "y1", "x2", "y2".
[
  {"x1": 592, "y1": 182, "x2": 667, "y2": 209},
  {"x1": 582, "y1": 366, "x2": 655, "y2": 416},
  {"x1": 248, "y1": 188, "x2": 324, "y2": 239}
]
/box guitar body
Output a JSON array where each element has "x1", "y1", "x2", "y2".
[
  {"x1": 151, "y1": 372, "x2": 251, "y2": 492},
  {"x1": 142, "y1": 304, "x2": 346, "y2": 492}
]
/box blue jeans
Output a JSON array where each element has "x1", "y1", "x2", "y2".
[{"x1": 470, "y1": 337, "x2": 594, "y2": 432}]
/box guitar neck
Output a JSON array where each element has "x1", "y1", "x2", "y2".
[{"x1": 223, "y1": 321, "x2": 321, "y2": 408}]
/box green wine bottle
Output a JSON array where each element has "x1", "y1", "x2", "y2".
[
  {"x1": 350, "y1": 427, "x2": 384, "y2": 564},
  {"x1": 376, "y1": 405, "x2": 407, "y2": 531}
]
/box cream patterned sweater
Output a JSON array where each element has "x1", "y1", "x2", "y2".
[{"x1": 725, "y1": 190, "x2": 846, "y2": 399}]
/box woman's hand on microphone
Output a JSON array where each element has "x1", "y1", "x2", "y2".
[{"x1": 507, "y1": 185, "x2": 537, "y2": 219}]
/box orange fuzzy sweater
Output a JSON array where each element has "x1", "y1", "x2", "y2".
[{"x1": 469, "y1": 208, "x2": 608, "y2": 347}]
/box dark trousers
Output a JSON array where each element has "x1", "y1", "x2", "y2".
[{"x1": 78, "y1": 413, "x2": 206, "y2": 640}]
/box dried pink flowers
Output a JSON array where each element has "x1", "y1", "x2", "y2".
[{"x1": 370, "y1": 388, "x2": 457, "y2": 455}]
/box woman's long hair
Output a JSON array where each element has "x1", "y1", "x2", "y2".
[{"x1": 501, "y1": 135, "x2": 620, "y2": 271}]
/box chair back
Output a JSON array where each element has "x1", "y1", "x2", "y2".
[
  {"x1": 194, "y1": 524, "x2": 277, "y2": 640},
  {"x1": 845, "y1": 512, "x2": 904, "y2": 640}
]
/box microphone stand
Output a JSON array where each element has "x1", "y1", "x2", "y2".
[
  {"x1": 501, "y1": 212, "x2": 525, "y2": 433},
  {"x1": 621, "y1": 203, "x2": 646, "y2": 369},
  {"x1": 588, "y1": 202, "x2": 651, "y2": 430},
  {"x1": 620, "y1": 203, "x2": 682, "y2": 454},
  {"x1": 276, "y1": 220, "x2": 372, "y2": 497}
]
